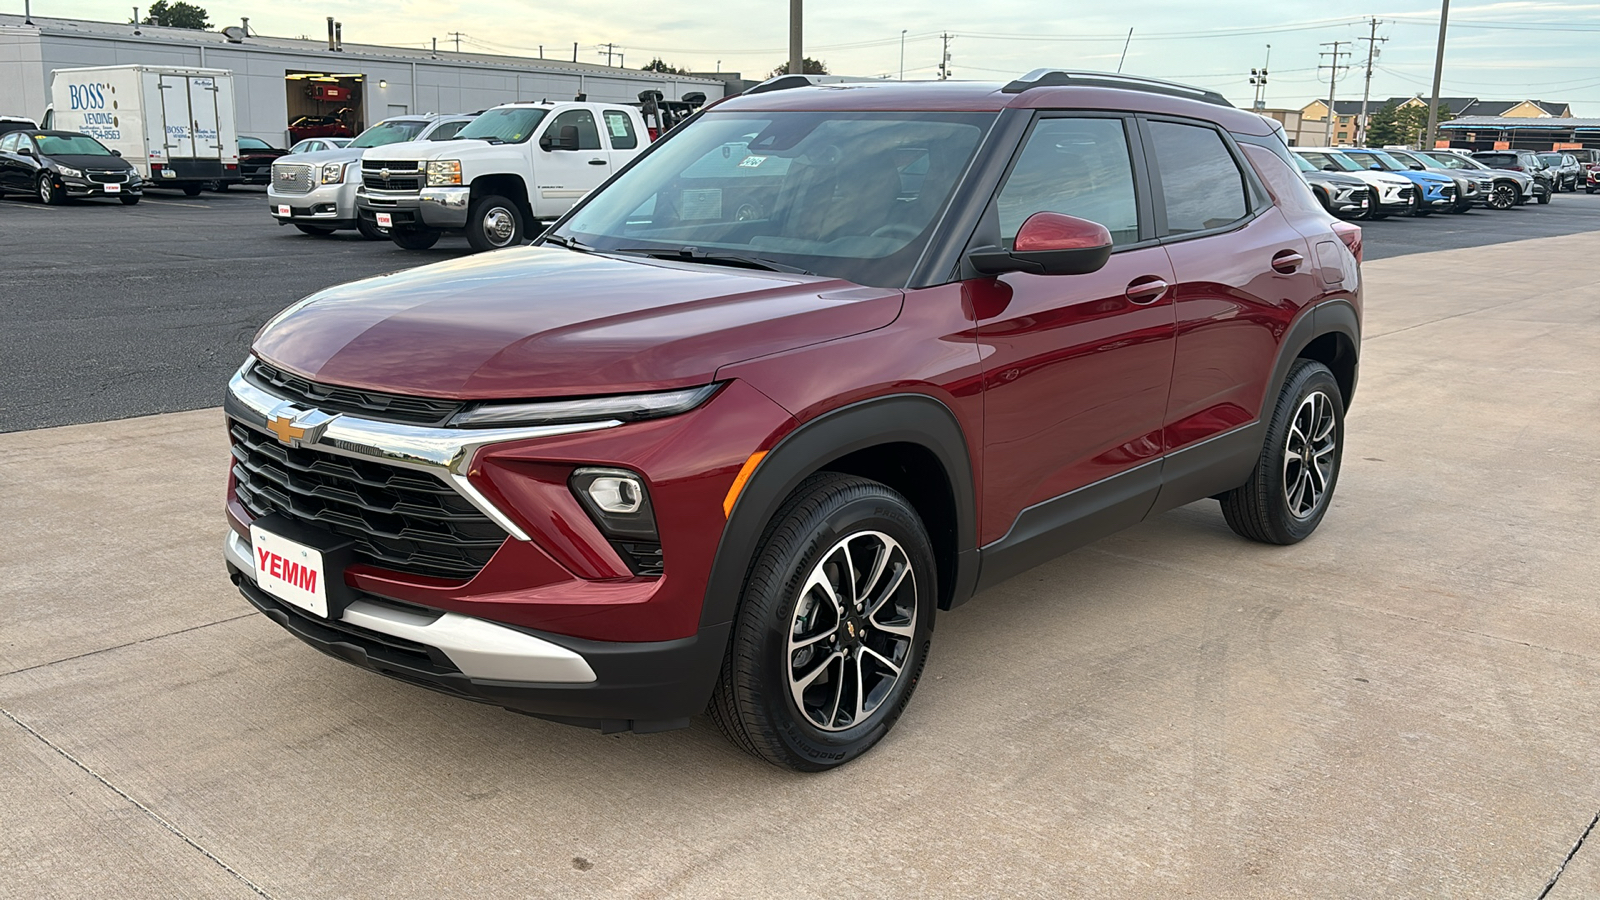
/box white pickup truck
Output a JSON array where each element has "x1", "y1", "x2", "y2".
[{"x1": 356, "y1": 101, "x2": 650, "y2": 251}]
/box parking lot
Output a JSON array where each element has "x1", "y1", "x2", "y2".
[{"x1": 4, "y1": 185, "x2": 1600, "y2": 897}]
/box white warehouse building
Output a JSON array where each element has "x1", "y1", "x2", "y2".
[{"x1": 0, "y1": 13, "x2": 725, "y2": 145}]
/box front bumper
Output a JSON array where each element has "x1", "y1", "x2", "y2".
[
  {"x1": 357, "y1": 186, "x2": 471, "y2": 230},
  {"x1": 1327, "y1": 188, "x2": 1370, "y2": 216},
  {"x1": 268, "y1": 180, "x2": 359, "y2": 227},
  {"x1": 59, "y1": 175, "x2": 142, "y2": 198}
]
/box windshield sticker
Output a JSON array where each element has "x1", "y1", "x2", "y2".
[{"x1": 739, "y1": 155, "x2": 767, "y2": 168}]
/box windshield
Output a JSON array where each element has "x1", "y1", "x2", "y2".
[
  {"x1": 1366, "y1": 150, "x2": 1412, "y2": 171},
  {"x1": 1292, "y1": 154, "x2": 1318, "y2": 173},
  {"x1": 350, "y1": 120, "x2": 426, "y2": 148},
  {"x1": 1299, "y1": 151, "x2": 1362, "y2": 172},
  {"x1": 1474, "y1": 153, "x2": 1518, "y2": 168},
  {"x1": 1426, "y1": 152, "x2": 1484, "y2": 170},
  {"x1": 457, "y1": 108, "x2": 549, "y2": 143},
  {"x1": 1537, "y1": 153, "x2": 1565, "y2": 166},
  {"x1": 556, "y1": 110, "x2": 995, "y2": 287},
  {"x1": 240, "y1": 136, "x2": 271, "y2": 150},
  {"x1": 36, "y1": 134, "x2": 113, "y2": 156}
]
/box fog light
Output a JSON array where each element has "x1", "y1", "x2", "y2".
[{"x1": 588, "y1": 474, "x2": 642, "y2": 513}]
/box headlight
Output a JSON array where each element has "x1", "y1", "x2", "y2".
[
  {"x1": 448, "y1": 384, "x2": 719, "y2": 428},
  {"x1": 57, "y1": 166, "x2": 82, "y2": 178},
  {"x1": 426, "y1": 159, "x2": 463, "y2": 186},
  {"x1": 320, "y1": 162, "x2": 347, "y2": 184}
]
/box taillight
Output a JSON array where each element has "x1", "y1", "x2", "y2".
[
  {"x1": 647, "y1": 126, "x2": 660, "y2": 141},
  {"x1": 1330, "y1": 221, "x2": 1363, "y2": 265}
]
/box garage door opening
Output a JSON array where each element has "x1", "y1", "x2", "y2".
[{"x1": 284, "y1": 71, "x2": 367, "y2": 145}]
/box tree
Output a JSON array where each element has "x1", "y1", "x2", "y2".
[
  {"x1": 770, "y1": 57, "x2": 829, "y2": 77},
  {"x1": 640, "y1": 58, "x2": 686, "y2": 74},
  {"x1": 142, "y1": 0, "x2": 211, "y2": 29},
  {"x1": 1364, "y1": 103, "x2": 1404, "y2": 147}
]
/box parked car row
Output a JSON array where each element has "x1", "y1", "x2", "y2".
[{"x1": 1292, "y1": 145, "x2": 1564, "y2": 219}]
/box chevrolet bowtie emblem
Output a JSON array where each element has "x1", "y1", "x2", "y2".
[
  {"x1": 379, "y1": 167, "x2": 391, "y2": 179},
  {"x1": 265, "y1": 404, "x2": 339, "y2": 448}
]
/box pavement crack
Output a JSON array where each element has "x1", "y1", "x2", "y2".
[
  {"x1": 0, "y1": 614, "x2": 256, "y2": 680},
  {"x1": 1537, "y1": 808, "x2": 1600, "y2": 899},
  {"x1": 0, "y1": 705, "x2": 274, "y2": 899}
]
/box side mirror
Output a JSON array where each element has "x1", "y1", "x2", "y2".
[
  {"x1": 969, "y1": 212, "x2": 1113, "y2": 277},
  {"x1": 1322, "y1": 164, "x2": 1337, "y2": 172},
  {"x1": 541, "y1": 125, "x2": 580, "y2": 151},
  {"x1": 1369, "y1": 164, "x2": 1383, "y2": 171},
  {"x1": 18, "y1": 145, "x2": 33, "y2": 157},
  {"x1": 1408, "y1": 162, "x2": 1423, "y2": 170},
  {"x1": 111, "y1": 149, "x2": 122, "y2": 157}
]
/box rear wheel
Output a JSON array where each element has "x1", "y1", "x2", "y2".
[
  {"x1": 391, "y1": 227, "x2": 441, "y2": 250},
  {"x1": 294, "y1": 223, "x2": 337, "y2": 236},
  {"x1": 1219, "y1": 360, "x2": 1345, "y2": 545},
  {"x1": 710, "y1": 473, "x2": 936, "y2": 772},
  {"x1": 181, "y1": 184, "x2": 203, "y2": 197},
  {"x1": 465, "y1": 194, "x2": 525, "y2": 252}
]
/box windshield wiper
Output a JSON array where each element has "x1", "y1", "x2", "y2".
[
  {"x1": 608, "y1": 247, "x2": 812, "y2": 275},
  {"x1": 541, "y1": 233, "x2": 592, "y2": 253}
]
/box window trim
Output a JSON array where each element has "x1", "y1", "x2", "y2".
[
  {"x1": 1136, "y1": 114, "x2": 1268, "y2": 245},
  {"x1": 542, "y1": 108, "x2": 604, "y2": 152}
]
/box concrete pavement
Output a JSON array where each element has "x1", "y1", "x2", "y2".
[{"x1": 3, "y1": 230, "x2": 1600, "y2": 898}]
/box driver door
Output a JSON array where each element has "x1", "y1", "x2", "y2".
[
  {"x1": 534, "y1": 108, "x2": 609, "y2": 218},
  {"x1": 972, "y1": 114, "x2": 1176, "y2": 557}
]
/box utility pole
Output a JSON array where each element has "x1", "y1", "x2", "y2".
[
  {"x1": 1356, "y1": 19, "x2": 1388, "y2": 146},
  {"x1": 1319, "y1": 40, "x2": 1351, "y2": 146},
  {"x1": 1424, "y1": 0, "x2": 1451, "y2": 148},
  {"x1": 1249, "y1": 44, "x2": 1270, "y2": 110},
  {"x1": 899, "y1": 30, "x2": 907, "y2": 81},
  {"x1": 938, "y1": 33, "x2": 952, "y2": 81},
  {"x1": 601, "y1": 42, "x2": 617, "y2": 66},
  {"x1": 448, "y1": 31, "x2": 462, "y2": 52},
  {"x1": 789, "y1": 0, "x2": 803, "y2": 77},
  {"x1": 1117, "y1": 29, "x2": 1133, "y2": 74}
]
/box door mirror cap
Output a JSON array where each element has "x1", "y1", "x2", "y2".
[
  {"x1": 1369, "y1": 164, "x2": 1383, "y2": 171},
  {"x1": 111, "y1": 149, "x2": 122, "y2": 157},
  {"x1": 1322, "y1": 164, "x2": 1337, "y2": 172},
  {"x1": 1407, "y1": 162, "x2": 1423, "y2": 170},
  {"x1": 969, "y1": 212, "x2": 1113, "y2": 277},
  {"x1": 18, "y1": 145, "x2": 34, "y2": 156}
]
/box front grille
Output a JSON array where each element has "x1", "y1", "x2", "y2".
[
  {"x1": 362, "y1": 160, "x2": 423, "y2": 193},
  {"x1": 229, "y1": 422, "x2": 506, "y2": 581},
  {"x1": 1398, "y1": 186, "x2": 1415, "y2": 202},
  {"x1": 88, "y1": 170, "x2": 125, "y2": 184},
  {"x1": 247, "y1": 360, "x2": 464, "y2": 426},
  {"x1": 272, "y1": 164, "x2": 314, "y2": 195},
  {"x1": 1442, "y1": 185, "x2": 1456, "y2": 200}
]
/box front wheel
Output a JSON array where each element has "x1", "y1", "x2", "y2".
[
  {"x1": 1537, "y1": 188, "x2": 1552, "y2": 205},
  {"x1": 119, "y1": 194, "x2": 141, "y2": 206},
  {"x1": 356, "y1": 216, "x2": 386, "y2": 241},
  {"x1": 710, "y1": 473, "x2": 936, "y2": 772},
  {"x1": 294, "y1": 223, "x2": 337, "y2": 236},
  {"x1": 1219, "y1": 359, "x2": 1345, "y2": 545},
  {"x1": 38, "y1": 175, "x2": 64, "y2": 205},
  {"x1": 1487, "y1": 183, "x2": 1517, "y2": 210},
  {"x1": 390, "y1": 227, "x2": 441, "y2": 250},
  {"x1": 465, "y1": 194, "x2": 525, "y2": 252}
]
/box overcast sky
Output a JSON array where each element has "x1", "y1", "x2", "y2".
[{"x1": 61, "y1": 0, "x2": 1600, "y2": 113}]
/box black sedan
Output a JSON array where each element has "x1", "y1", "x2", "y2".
[{"x1": 0, "y1": 130, "x2": 143, "y2": 205}]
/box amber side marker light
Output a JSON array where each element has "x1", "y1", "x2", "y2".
[{"x1": 723, "y1": 452, "x2": 767, "y2": 518}]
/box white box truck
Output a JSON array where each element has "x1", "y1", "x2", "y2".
[{"x1": 42, "y1": 65, "x2": 240, "y2": 195}]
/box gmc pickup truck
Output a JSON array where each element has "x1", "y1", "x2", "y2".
[{"x1": 356, "y1": 101, "x2": 649, "y2": 251}]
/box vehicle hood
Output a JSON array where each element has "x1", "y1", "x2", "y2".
[
  {"x1": 252, "y1": 247, "x2": 904, "y2": 399},
  {"x1": 52, "y1": 154, "x2": 132, "y2": 170},
  {"x1": 360, "y1": 138, "x2": 479, "y2": 162},
  {"x1": 1345, "y1": 169, "x2": 1413, "y2": 187},
  {"x1": 1304, "y1": 171, "x2": 1365, "y2": 188},
  {"x1": 275, "y1": 147, "x2": 365, "y2": 167}
]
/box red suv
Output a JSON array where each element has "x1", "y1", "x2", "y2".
[{"x1": 224, "y1": 71, "x2": 1362, "y2": 771}]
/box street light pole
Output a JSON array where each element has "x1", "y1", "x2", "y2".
[
  {"x1": 789, "y1": 0, "x2": 803, "y2": 77},
  {"x1": 1424, "y1": 0, "x2": 1451, "y2": 148},
  {"x1": 900, "y1": 30, "x2": 907, "y2": 80}
]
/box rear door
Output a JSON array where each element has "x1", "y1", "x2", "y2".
[
  {"x1": 1141, "y1": 117, "x2": 1322, "y2": 501},
  {"x1": 187, "y1": 75, "x2": 223, "y2": 162},
  {"x1": 158, "y1": 73, "x2": 195, "y2": 159}
]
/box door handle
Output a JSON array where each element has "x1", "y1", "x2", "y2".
[
  {"x1": 1271, "y1": 250, "x2": 1305, "y2": 274},
  {"x1": 1125, "y1": 276, "x2": 1169, "y2": 304},
  {"x1": 587, "y1": 158, "x2": 607, "y2": 165}
]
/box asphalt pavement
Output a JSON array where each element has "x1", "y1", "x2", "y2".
[
  {"x1": 3, "y1": 230, "x2": 1599, "y2": 897},
  {"x1": 2, "y1": 185, "x2": 1599, "y2": 433}
]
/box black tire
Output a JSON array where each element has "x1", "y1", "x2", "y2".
[
  {"x1": 709, "y1": 473, "x2": 936, "y2": 772},
  {"x1": 1537, "y1": 188, "x2": 1552, "y2": 205},
  {"x1": 294, "y1": 223, "x2": 337, "y2": 236},
  {"x1": 1408, "y1": 192, "x2": 1431, "y2": 217},
  {"x1": 38, "y1": 174, "x2": 64, "y2": 205},
  {"x1": 1587, "y1": 186, "x2": 1596, "y2": 194},
  {"x1": 120, "y1": 195, "x2": 141, "y2": 206},
  {"x1": 1312, "y1": 188, "x2": 1332, "y2": 215},
  {"x1": 213, "y1": 181, "x2": 230, "y2": 192},
  {"x1": 1219, "y1": 359, "x2": 1345, "y2": 545},
  {"x1": 181, "y1": 184, "x2": 203, "y2": 197},
  {"x1": 391, "y1": 227, "x2": 441, "y2": 250},
  {"x1": 1485, "y1": 183, "x2": 1515, "y2": 210},
  {"x1": 465, "y1": 194, "x2": 526, "y2": 252},
  {"x1": 356, "y1": 215, "x2": 387, "y2": 241}
]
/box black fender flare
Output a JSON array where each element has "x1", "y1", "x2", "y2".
[
  {"x1": 1263, "y1": 298, "x2": 1361, "y2": 419},
  {"x1": 700, "y1": 393, "x2": 980, "y2": 628}
]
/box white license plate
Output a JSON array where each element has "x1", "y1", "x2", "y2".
[
  {"x1": 375, "y1": 212, "x2": 393, "y2": 229},
  {"x1": 250, "y1": 525, "x2": 329, "y2": 618},
  {"x1": 104, "y1": 182, "x2": 121, "y2": 194},
  {"x1": 277, "y1": 204, "x2": 291, "y2": 217}
]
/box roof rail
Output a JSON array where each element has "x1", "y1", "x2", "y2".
[
  {"x1": 1001, "y1": 69, "x2": 1233, "y2": 108},
  {"x1": 744, "y1": 74, "x2": 885, "y2": 95}
]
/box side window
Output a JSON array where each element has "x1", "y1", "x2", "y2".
[
  {"x1": 0, "y1": 133, "x2": 16, "y2": 152},
  {"x1": 1147, "y1": 120, "x2": 1248, "y2": 235},
  {"x1": 547, "y1": 109, "x2": 602, "y2": 151},
  {"x1": 995, "y1": 117, "x2": 1140, "y2": 247},
  {"x1": 426, "y1": 120, "x2": 466, "y2": 141},
  {"x1": 603, "y1": 110, "x2": 638, "y2": 150}
]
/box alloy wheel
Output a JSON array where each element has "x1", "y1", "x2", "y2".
[
  {"x1": 1283, "y1": 390, "x2": 1338, "y2": 519},
  {"x1": 38, "y1": 177, "x2": 53, "y2": 203},
  {"x1": 786, "y1": 530, "x2": 917, "y2": 732},
  {"x1": 1488, "y1": 184, "x2": 1516, "y2": 210},
  {"x1": 482, "y1": 207, "x2": 517, "y2": 246}
]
